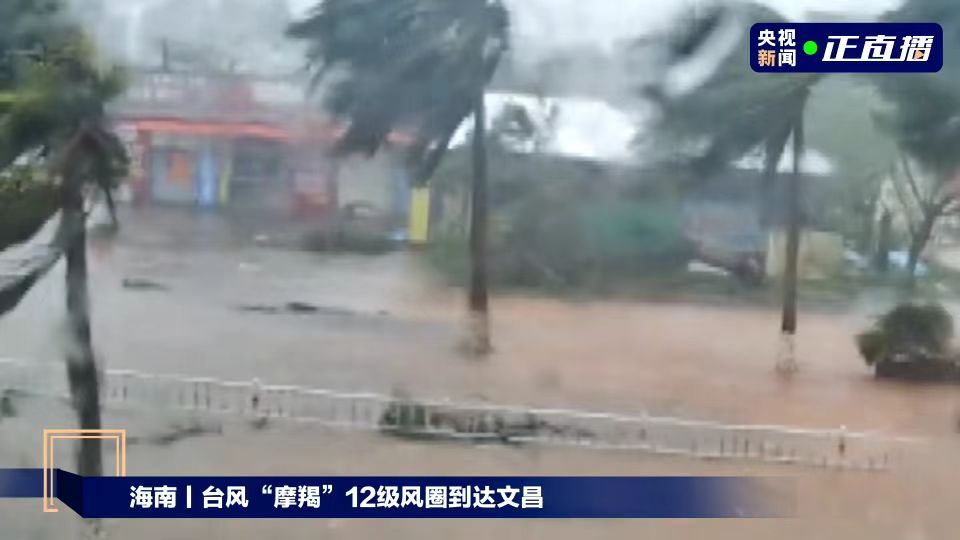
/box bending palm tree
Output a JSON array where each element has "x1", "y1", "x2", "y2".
[
  {"x1": 288, "y1": 0, "x2": 509, "y2": 356},
  {"x1": 871, "y1": 0, "x2": 960, "y2": 291},
  {"x1": 642, "y1": 3, "x2": 820, "y2": 372},
  {"x1": 1, "y1": 2, "x2": 128, "y2": 487}
]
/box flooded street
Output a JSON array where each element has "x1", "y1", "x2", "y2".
[
  {"x1": 4, "y1": 1, "x2": 960, "y2": 537},
  {"x1": 2, "y1": 207, "x2": 958, "y2": 437},
  {"x1": 3, "y1": 208, "x2": 960, "y2": 539},
  {"x1": 3, "y1": 395, "x2": 960, "y2": 540}
]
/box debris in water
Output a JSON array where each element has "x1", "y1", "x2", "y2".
[
  {"x1": 122, "y1": 278, "x2": 170, "y2": 291},
  {"x1": 285, "y1": 301, "x2": 320, "y2": 313},
  {"x1": 236, "y1": 302, "x2": 373, "y2": 318},
  {"x1": 237, "y1": 304, "x2": 282, "y2": 314},
  {"x1": 0, "y1": 390, "x2": 17, "y2": 418},
  {"x1": 127, "y1": 421, "x2": 222, "y2": 447}
]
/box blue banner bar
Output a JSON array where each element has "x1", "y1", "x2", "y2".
[
  {"x1": 750, "y1": 23, "x2": 943, "y2": 73},
  {"x1": 0, "y1": 468, "x2": 43, "y2": 498},
  {"x1": 0, "y1": 469, "x2": 790, "y2": 519}
]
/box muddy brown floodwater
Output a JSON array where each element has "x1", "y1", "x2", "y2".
[
  {"x1": 2, "y1": 207, "x2": 959, "y2": 539},
  {"x1": 2, "y1": 404, "x2": 960, "y2": 540}
]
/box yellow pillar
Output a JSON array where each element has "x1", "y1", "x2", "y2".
[{"x1": 408, "y1": 187, "x2": 431, "y2": 245}]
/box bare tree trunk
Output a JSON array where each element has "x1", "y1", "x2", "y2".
[
  {"x1": 61, "y1": 170, "x2": 103, "y2": 478},
  {"x1": 103, "y1": 187, "x2": 119, "y2": 231},
  {"x1": 875, "y1": 209, "x2": 892, "y2": 274},
  {"x1": 905, "y1": 210, "x2": 937, "y2": 292},
  {"x1": 859, "y1": 190, "x2": 880, "y2": 254},
  {"x1": 465, "y1": 94, "x2": 491, "y2": 357},
  {"x1": 777, "y1": 117, "x2": 804, "y2": 375}
]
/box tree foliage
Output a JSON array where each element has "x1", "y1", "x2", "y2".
[
  {"x1": 638, "y1": 2, "x2": 819, "y2": 178},
  {"x1": 0, "y1": 164, "x2": 58, "y2": 248},
  {"x1": 868, "y1": 0, "x2": 960, "y2": 284},
  {"x1": 857, "y1": 303, "x2": 954, "y2": 369},
  {"x1": 641, "y1": 2, "x2": 820, "y2": 371},
  {"x1": 429, "y1": 137, "x2": 692, "y2": 290},
  {"x1": 0, "y1": 0, "x2": 128, "y2": 313},
  {"x1": 0, "y1": 1, "x2": 127, "y2": 177},
  {"x1": 0, "y1": 1, "x2": 129, "y2": 493},
  {"x1": 874, "y1": 0, "x2": 960, "y2": 181},
  {"x1": 287, "y1": 0, "x2": 510, "y2": 183},
  {"x1": 805, "y1": 76, "x2": 894, "y2": 246}
]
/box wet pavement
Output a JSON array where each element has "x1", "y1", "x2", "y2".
[
  {"x1": 3, "y1": 206, "x2": 960, "y2": 539},
  {"x1": 1, "y1": 207, "x2": 957, "y2": 437},
  {"x1": 2, "y1": 395, "x2": 959, "y2": 540}
]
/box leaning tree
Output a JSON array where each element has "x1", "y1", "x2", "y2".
[
  {"x1": 640, "y1": 3, "x2": 822, "y2": 373},
  {"x1": 871, "y1": 0, "x2": 960, "y2": 290},
  {"x1": 0, "y1": 0, "x2": 128, "y2": 494},
  {"x1": 288, "y1": 0, "x2": 510, "y2": 356}
]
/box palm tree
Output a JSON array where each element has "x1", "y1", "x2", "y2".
[
  {"x1": 641, "y1": 3, "x2": 821, "y2": 373},
  {"x1": 1, "y1": 1, "x2": 128, "y2": 485},
  {"x1": 871, "y1": 0, "x2": 960, "y2": 291},
  {"x1": 288, "y1": 0, "x2": 510, "y2": 357}
]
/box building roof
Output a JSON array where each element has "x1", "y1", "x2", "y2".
[
  {"x1": 736, "y1": 148, "x2": 835, "y2": 176},
  {"x1": 449, "y1": 92, "x2": 641, "y2": 163},
  {"x1": 449, "y1": 91, "x2": 834, "y2": 175}
]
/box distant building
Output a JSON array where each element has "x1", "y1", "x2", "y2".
[
  {"x1": 110, "y1": 69, "x2": 417, "y2": 226},
  {"x1": 110, "y1": 69, "x2": 338, "y2": 217},
  {"x1": 433, "y1": 91, "x2": 843, "y2": 278}
]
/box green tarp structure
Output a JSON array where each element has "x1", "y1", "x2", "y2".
[{"x1": 580, "y1": 199, "x2": 692, "y2": 266}]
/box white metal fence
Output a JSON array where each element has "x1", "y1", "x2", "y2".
[{"x1": 0, "y1": 357, "x2": 923, "y2": 471}]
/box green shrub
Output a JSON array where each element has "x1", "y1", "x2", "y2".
[
  {"x1": 856, "y1": 303, "x2": 954, "y2": 366},
  {"x1": 428, "y1": 180, "x2": 693, "y2": 291},
  {"x1": 428, "y1": 143, "x2": 700, "y2": 291},
  {"x1": 856, "y1": 329, "x2": 886, "y2": 366},
  {"x1": 424, "y1": 230, "x2": 471, "y2": 285},
  {"x1": 0, "y1": 168, "x2": 59, "y2": 249},
  {"x1": 879, "y1": 303, "x2": 953, "y2": 351}
]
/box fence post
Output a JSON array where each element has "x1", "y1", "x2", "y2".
[
  {"x1": 837, "y1": 425, "x2": 847, "y2": 461},
  {"x1": 0, "y1": 358, "x2": 917, "y2": 472},
  {"x1": 638, "y1": 412, "x2": 648, "y2": 446},
  {"x1": 251, "y1": 378, "x2": 263, "y2": 419}
]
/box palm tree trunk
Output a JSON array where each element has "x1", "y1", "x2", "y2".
[
  {"x1": 103, "y1": 187, "x2": 119, "y2": 231},
  {"x1": 875, "y1": 209, "x2": 892, "y2": 274},
  {"x1": 466, "y1": 93, "x2": 491, "y2": 357},
  {"x1": 859, "y1": 191, "x2": 880, "y2": 254},
  {"x1": 61, "y1": 169, "x2": 103, "y2": 478},
  {"x1": 905, "y1": 209, "x2": 936, "y2": 292},
  {"x1": 777, "y1": 116, "x2": 804, "y2": 375}
]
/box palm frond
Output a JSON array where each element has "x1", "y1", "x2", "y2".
[
  {"x1": 641, "y1": 2, "x2": 821, "y2": 177},
  {"x1": 871, "y1": 0, "x2": 960, "y2": 179},
  {"x1": 0, "y1": 0, "x2": 128, "y2": 260},
  {"x1": 289, "y1": 0, "x2": 509, "y2": 183}
]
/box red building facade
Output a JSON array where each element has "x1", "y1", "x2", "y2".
[{"x1": 111, "y1": 69, "x2": 341, "y2": 218}]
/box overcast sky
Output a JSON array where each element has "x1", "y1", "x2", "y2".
[
  {"x1": 286, "y1": 0, "x2": 904, "y2": 54},
  {"x1": 89, "y1": 0, "x2": 904, "y2": 70},
  {"x1": 104, "y1": 0, "x2": 906, "y2": 55},
  {"x1": 506, "y1": 0, "x2": 902, "y2": 60}
]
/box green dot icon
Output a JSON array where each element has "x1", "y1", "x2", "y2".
[{"x1": 803, "y1": 40, "x2": 818, "y2": 56}]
